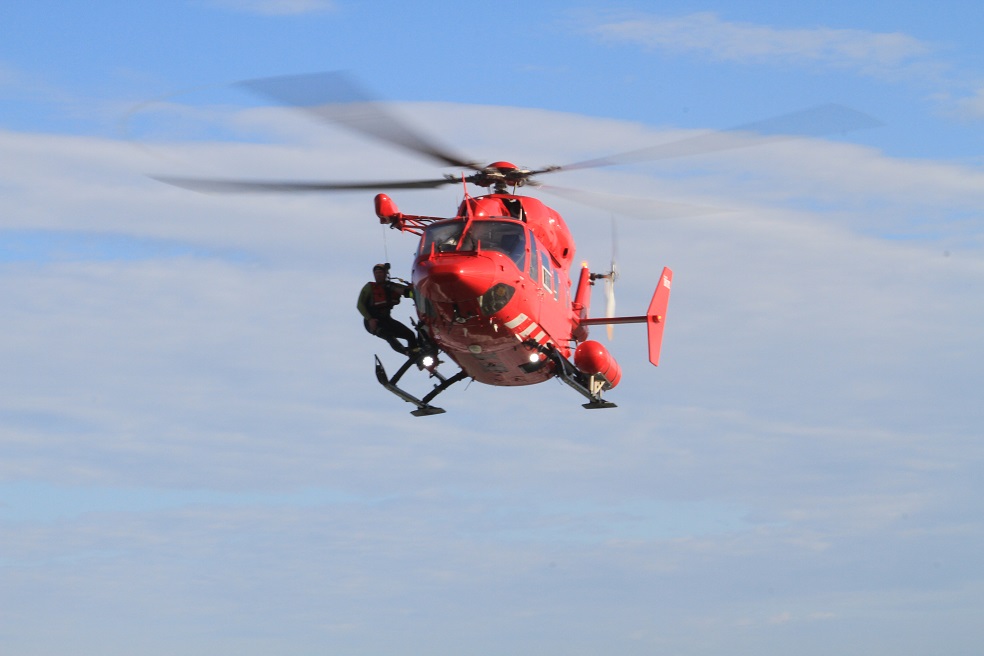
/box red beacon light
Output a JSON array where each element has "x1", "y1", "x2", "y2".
[{"x1": 375, "y1": 193, "x2": 403, "y2": 226}]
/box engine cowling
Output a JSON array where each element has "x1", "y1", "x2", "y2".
[{"x1": 573, "y1": 340, "x2": 622, "y2": 389}]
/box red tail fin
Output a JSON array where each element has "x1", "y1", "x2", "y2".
[
  {"x1": 647, "y1": 267, "x2": 673, "y2": 366},
  {"x1": 571, "y1": 263, "x2": 592, "y2": 342}
]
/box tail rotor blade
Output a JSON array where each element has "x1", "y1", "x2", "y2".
[
  {"x1": 605, "y1": 276, "x2": 616, "y2": 341},
  {"x1": 605, "y1": 220, "x2": 619, "y2": 340}
]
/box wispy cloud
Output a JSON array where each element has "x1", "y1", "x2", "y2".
[
  {"x1": 0, "y1": 61, "x2": 20, "y2": 88},
  {"x1": 584, "y1": 12, "x2": 984, "y2": 121},
  {"x1": 588, "y1": 12, "x2": 933, "y2": 78},
  {"x1": 950, "y1": 86, "x2": 984, "y2": 120},
  {"x1": 3, "y1": 102, "x2": 984, "y2": 654},
  {"x1": 206, "y1": 0, "x2": 334, "y2": 16}
]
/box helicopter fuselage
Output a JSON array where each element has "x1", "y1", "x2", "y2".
[
  {"x1": 411, "y1": 194, "x2": 580, "y2": 386},
  {"x1": 374, "y1": 183, "x2": 671, "y2": 414}
]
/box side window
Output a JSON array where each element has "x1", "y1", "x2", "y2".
[
  {"x1": 541, "y1": 252, "x2": 553, "y2": 294},
  {"x1": 553, "y1": 269, "x2": 560, "y2": 301},
  {"x1": 528, "y1": 236, "x2": 538, "y2": 281}
]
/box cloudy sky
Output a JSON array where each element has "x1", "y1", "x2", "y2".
[{"x1": 2, "y1": 1, "x2": 983, "y2": 654}]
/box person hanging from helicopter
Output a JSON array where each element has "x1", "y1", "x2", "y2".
[{"x1": 357, "y1": 263, "x2": 419, "y2": 356}]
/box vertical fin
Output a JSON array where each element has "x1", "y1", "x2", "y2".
[
  {"x1": 572, "y1": 263, "x2": 592, "y2": 342},
  {"x1": 647, "y1": 267, "x2": 673, "y2": 366}
]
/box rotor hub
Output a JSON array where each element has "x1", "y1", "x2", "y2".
[{"x1": 467, "y1": 161, "x2": 534, "y2": 191}]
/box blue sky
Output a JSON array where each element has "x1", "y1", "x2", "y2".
[{"x1": 2, "y1": 2, "x2": 984, "y2": 655}]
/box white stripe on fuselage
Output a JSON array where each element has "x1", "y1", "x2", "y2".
[{"x1": 504, "y1": 314, "x2": 528, "y2": 329}]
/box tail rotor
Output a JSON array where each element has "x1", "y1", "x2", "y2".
[
  {"x1": 589, "y1": 235, "x2": 619, "y2": 340},
  {"x1": 604, "y1": 219, "x2": 619, "y2": 341},
  {"x1": 604, "y1": 258, "x2": 618, "y2": 340}
]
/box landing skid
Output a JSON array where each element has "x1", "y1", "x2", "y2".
[
  {"x1": 542, "y1": 347, "x2": 618, "y2": 410},
  {"x1": 374, "y1": 354, "x2": 468, "y2": 416}
]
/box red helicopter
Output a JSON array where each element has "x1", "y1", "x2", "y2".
[
  {"x1": 365, "y1": 174, "x2": 672, "y2": 415},
  {"x1": 157, "y1": 73, "x2": 878, "y2": 415}
]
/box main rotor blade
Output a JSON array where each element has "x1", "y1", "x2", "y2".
[
  {"x1": 237, "y1": 72, "x2": 479, "y2": 170},
  {"x1": 541, "y1": 103, "x2": 882, "y2": 173},
  {"x1": 153, "y1": 175, "x2": 456, "y2": 193},
  {"x1": 535, "y1": 184, "x2": 723, "y2": 221}
]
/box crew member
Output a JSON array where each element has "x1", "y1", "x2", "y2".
[{"x1": 357, "y1": 263, "x2": 418, "y2": 355}]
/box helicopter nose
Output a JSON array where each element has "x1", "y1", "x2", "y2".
[{"x1": 417, "y1": 254, "x2": 496, "y2": 303}]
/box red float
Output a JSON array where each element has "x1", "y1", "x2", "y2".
[{"x1": 574, "y1": 340, "x2": 622, "y2": 389}]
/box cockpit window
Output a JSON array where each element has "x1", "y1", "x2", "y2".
[
  {"x1": 420, "y1": 221, "x2": 465, "y2": 255},
  {"x1": 459, "y1": 220, "x2": 527, "y2": 269}
]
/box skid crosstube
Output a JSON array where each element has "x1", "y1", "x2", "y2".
[
  {"x1": 374, "y1": 354, "x2": 468, "y2": 416},
  {"x1": 540, "y1": 346, "x2": 617, "y2": 410},
  {"x1": 374, "y1": 342, "x2": 617, "y2": 414}
]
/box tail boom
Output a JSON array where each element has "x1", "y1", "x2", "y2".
[{"x1": 576, "y1": 266, "x2": 672, "y2": 366}]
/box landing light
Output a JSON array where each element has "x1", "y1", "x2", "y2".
[
  {"x1": 421, "y1": 355, "x2": 435, "y2": 368},
  {"x1": 529, "y1": 352, "x2": 541, "y2": 363}
]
